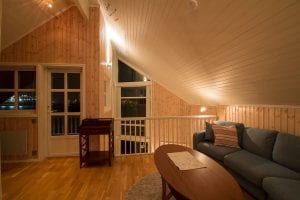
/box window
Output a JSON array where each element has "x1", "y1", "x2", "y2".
[
  {"x1": 117, "y1": 60, "x2": 150, "y2": 154},
  {"x1": 0, "y1": 69, "x2": 36, "y2": 110},
  {"x1": 118, "y1": 60, "x2": 149, "y2": 82},
  {"x1": 121, "y1": 87, "x2": 146, "y2": 117}
]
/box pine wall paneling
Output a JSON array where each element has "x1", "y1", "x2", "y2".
[
  {"x1": 0, "y1": 6, "x2": 101, "y2": 118},
  {"x1": 0, "y1": 117, "x2": 38, "y2": 160},
  {"x1": 217, "y1": 105, "x2": 300, "y2": 136},
  {"x1": 151, "y1": 81, "x2": 191, "y2": 116},
  {"x1": 0, "y1": 6, "x2": 103, "y2": 157}
]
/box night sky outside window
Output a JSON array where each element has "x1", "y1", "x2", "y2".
[
  {"x1": 0, "y1": 69, "x2": 36, "y2": 110},
  {"x1": 118, "y1": 60, "x2": 149, "y2": 82}
]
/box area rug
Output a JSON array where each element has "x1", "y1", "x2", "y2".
[{"x1": 125, "y1": 172, "x2": 175, "y2": 200}]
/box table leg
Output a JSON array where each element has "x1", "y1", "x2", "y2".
[{"x1": 162, "y1": 176, "x2": 166, "y2": 200}]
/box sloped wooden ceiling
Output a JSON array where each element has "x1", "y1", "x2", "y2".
[
  {"x1": 101, "y1": 0, "x2": 300, "y2": 105},
  {"x1": 1, "y1": 0, "x2": 73, "y2": 49}
]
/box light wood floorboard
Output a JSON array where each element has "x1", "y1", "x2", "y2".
[{"x1": 1, "y1": 155, "x2": 254, "y2": 200}]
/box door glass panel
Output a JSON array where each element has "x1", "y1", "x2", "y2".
[
  {"x1": 19, "y1": 71, "x2": 36, "y2": 89},
  {"x1": 68, "y1": 92, "x2": 80, "y2": 112},
  {"x1": 67, "y1": 73, "x2": 80, "y2": 89},
  {"x1": 0, "y1": 71, "x2": 14, "y2": 89},
  {"x1": 121, "y1": 99, "x2": 146, "y2": 117},
  {"x1": 18, "y1": 92, "x2": 36, "y2": 110},
  {"x1": 68, "y1": 115, "x2": 80, "y2": 135},
  {"x1": 51, "y1": 73, "x2": 64, "y2": 89},
  {"x1": 50, "y1": 71, "x2": 81, "y2": 138},
  {"x1": 0, "y1": 92, "x2": 15, "y2": 110},
  {"x1": 121, "y1": 87, "x2": 146, "y2": 97},
  {"x1": 51, "y1": 92, "x2": 64, "y2": 112},
  {"x1": 51, "y1": 116, "x2": 64, "y2": 136}
]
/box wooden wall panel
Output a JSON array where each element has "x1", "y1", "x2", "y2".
[
  {"x1": 295, "y1": 109, "x2": 300, "y2": 136},
  {"x1": 0, "y1": 6, "x2": 101, "y2": 118},
  {"x1": 0, "y1": 117, "x2": 38, "y2": 161},
  {"x1": 151, "y1": 81, "x2": 191, "y2": 116},
  {"x1": 218, "y1": 105, "x2": 300, "y2": 136},
  {"x1": 0, "y1": 6, "x2": 106, "y2": 157},
  {"x1": 190, "y1": 105, "x2": 217, "y2": 115},
  {"x1": 99, "y1": 11, "x2": 112, "y2": 118}
]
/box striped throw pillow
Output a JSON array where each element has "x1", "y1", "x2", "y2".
[{"x1": 212, "y1": 125, "x2": 240, "y2": 148}]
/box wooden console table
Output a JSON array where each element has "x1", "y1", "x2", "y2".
[{"x1": 79, "y1": 118, "x2": 114, "y2": 167}]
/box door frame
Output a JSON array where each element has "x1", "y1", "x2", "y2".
[{"x1": 44, "y1": 64, "x2": 86, "y2": 157}]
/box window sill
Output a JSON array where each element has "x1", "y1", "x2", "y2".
[{"x1": 0, "y1": 110, "x2": 37, "y2": 118}]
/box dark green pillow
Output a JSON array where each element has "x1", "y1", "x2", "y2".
[{"x1": 204, "y1": 122, "x2": 214, "y2": 142}]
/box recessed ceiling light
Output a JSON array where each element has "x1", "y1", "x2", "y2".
[{"x1": 48, "y1": 3, "x2": 53, "y2": 8}]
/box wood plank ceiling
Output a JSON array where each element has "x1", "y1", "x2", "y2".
[{"x1": 101, "y1": 0, "x2": 300, "y2": 105}]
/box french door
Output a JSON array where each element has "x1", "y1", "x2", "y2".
[
  {"x1": 47, "y1": 69, "x2": 83, "y2": 156},
  {"x1": 118, "y1": 85, "x2": 150, "y2": 154}
]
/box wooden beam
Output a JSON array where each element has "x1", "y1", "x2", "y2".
[{"x1": 73, "y1": 0, "x2": 89, "y2": 20}]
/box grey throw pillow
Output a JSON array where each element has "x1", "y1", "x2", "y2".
[{"x1": 204, "y1": 122, "x2": 215, "y2": 142}]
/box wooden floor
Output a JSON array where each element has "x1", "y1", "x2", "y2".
[{"x1": 1, "y1": 155, "x2": 254, "y2": 200}]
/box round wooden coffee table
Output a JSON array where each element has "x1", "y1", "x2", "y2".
[{"x1": 154, "y1": 144, "x2": 244, "y2": 200}]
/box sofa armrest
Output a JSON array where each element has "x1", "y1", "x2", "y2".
[{"x1": 193, "y1": 130, "x2": 206, "y2": 150}]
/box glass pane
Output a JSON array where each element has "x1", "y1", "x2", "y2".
[
  {"x1": 19, "y1": 71, "x2": 36, "y2": 89},
  {"x1": 121, "y1": 140, "x2": 148, "y2": 154},
  {"x1": 51, "y1": 116, "x2": 64, "y2": 136},
  {"x1": 67, "y1": 73, "x2": 80, "y2": 89},
  {"x1": 0, "y1": 92, "x2": 15, "y2": 110},
  {"x1": 68, "y1": 115, "x2": 80, "y2": 135},
  {"x1": 0, "y1": 71, "x2": 14, "y2": 89},
  {"x1": 121, "y1": 99, "x2": 146, "y2": 117},
  {"x1": 121, "y1": 124, "x2": 145, "y2": 136},
  {"x1": 51, "y1": 92, "x2": 64, "y2": 112},
  {"x1": 121, "y1": 87, "x2": 146, "y2": 97},
  {"x1": 118, "y1": 60, "x2": 145, "y2": 82},
  {"x1": 51, "y1": 73, "x2": 64, "y2": 89},
  {"x1": 68, "y1": 92, "x2": 80, "y2": 112},
  {"x1": 18, "y1": 92, "x2": 36, "y2": 110}
]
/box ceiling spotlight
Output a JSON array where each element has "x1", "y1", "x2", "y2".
[{"x1": 48, "y1": 3, "x2": 53, "y2": 8}]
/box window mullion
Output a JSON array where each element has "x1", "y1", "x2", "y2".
[
  {"x1": 15, "y1": 70, "x2": 18, "y2": 110},
  {"x1": 65, "y1": 72, "x2": 68, "y2": 136}
]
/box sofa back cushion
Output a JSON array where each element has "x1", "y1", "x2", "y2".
[
  {"x1": 273, "y1": 133, "x2": 300, "y2": 172},
  {"x1": 242, "y1": 128, "x2": 278, "y2": 160},
  {"x1": 205, "y1": 122, "x2": 214, "y2": 141},
  {"x1": 205, "y1": 121, "x2": 244, "y2": 145}
]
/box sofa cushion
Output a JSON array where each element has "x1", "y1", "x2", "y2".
[
  {"x1": 193, "y1": 131, "x2": 205, "y2": 149},
  {"x1": 204, "y1": 122, "x2": 214, "y2": 142},
  {"x1": 205, "y1": 121, "x2": 245, "y2": 145},
  {"x1": 242, "y1": 128, "x2": 278, "y2": 160},
  {"x1": 214, "y1": 121, "x2": 244, "y2": 146},
  {"x1": 263, "y1": 177, "x2": 300, "y2": 200},
  {"x1": 196, "y1": 142, "x2": 240, "y2": 162},
  {"x1": 212, "y1": 125, "x2": 239, "y2": 148},
  {"x1": 224, "y1": 150, "x2": 300, "y2": 187},
  {"x1": 273, "y1": 133, "x2": 300, "y2": 172}
]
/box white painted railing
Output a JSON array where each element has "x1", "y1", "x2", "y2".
[{"x1": 114, "y1": 115, "x2": 217, "y2": 156}]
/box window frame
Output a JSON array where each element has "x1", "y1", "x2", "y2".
[{"x1": 0, "y1": 66, "x2": 37, "y2": 114}]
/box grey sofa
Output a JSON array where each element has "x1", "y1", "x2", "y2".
[{"x1": 193, "y1": 121, "x2": 300, "y2": 200}]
